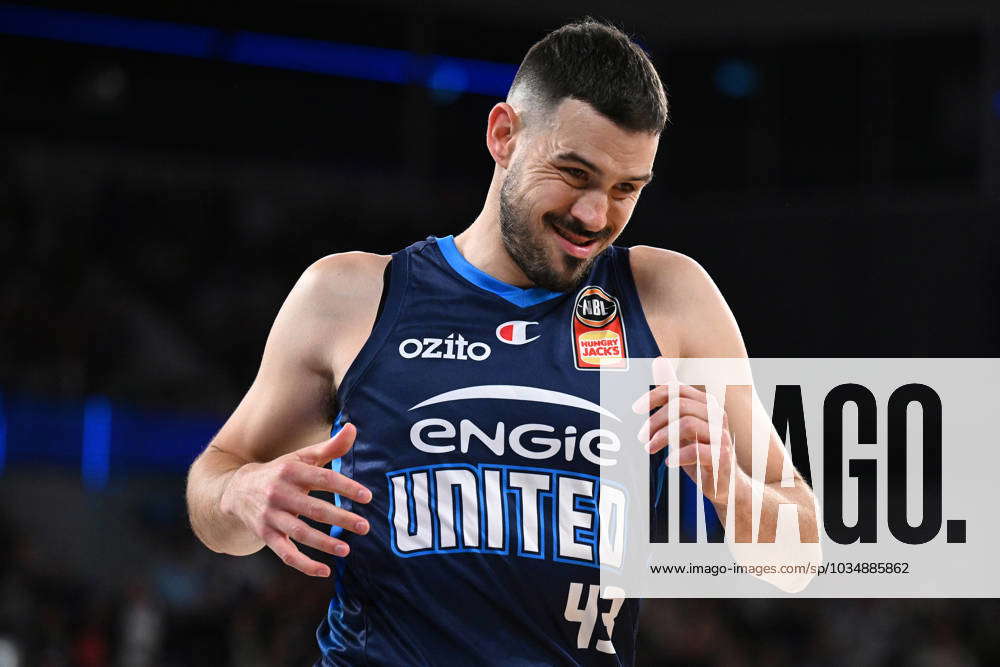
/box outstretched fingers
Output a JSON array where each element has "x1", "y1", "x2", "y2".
[
  {"x1": 263, "y1": 528, "x2": 336, "y2": 578},
  {"x1": 288, "y1": 492, "x2": 370, "y2": 536},
  {"x1": 283, "y1": 461, "x2": 372, "y2": 503},
  {"x1": 264, "y1": 510, "x2": 356, "y2": 576}
]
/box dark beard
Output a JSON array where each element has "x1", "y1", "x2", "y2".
[{"x1": 498, "y1": 171, "x2": 606, "y2": 293}]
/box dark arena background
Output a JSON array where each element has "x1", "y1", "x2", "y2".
[{"x1": 1, "y1": 0, "x2": 999, "y2": 665}]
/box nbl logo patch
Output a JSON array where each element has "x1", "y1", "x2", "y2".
[{"x1": 571, "y1": 285, "x2": 628, "y2": 371}]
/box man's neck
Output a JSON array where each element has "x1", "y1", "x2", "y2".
[{"x1": 452, "y1": 203, "x2": 535, "y2": 289}]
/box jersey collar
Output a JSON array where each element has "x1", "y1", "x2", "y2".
[{"x1": 435, "y1": 235, "x2": 565, "y2": 308}]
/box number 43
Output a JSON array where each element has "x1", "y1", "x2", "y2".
[{"x1": 563, "y1": 583, "x2": 624, "y2": 654}]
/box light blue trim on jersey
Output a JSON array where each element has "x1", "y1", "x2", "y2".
[
  {"x1": 329, "y1": 411, "x2": 346, "y2": 538},
  {"x1": 435, "y1": 235, "x2": 565, "y2": 308}
]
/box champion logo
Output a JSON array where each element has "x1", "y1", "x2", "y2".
[{"x1": 495, "y1": 320, "x2": 540, "y2": 345}]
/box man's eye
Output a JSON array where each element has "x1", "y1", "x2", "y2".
[
  {"x1": 561, "y1": 167, "x2": 587, "y2": 179},
  {"x1": 617, "y1": 183, "x2": 636, "y2": 194}
]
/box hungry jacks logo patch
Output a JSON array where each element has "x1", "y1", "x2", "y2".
[{"x1": 572, "y1": 285, "x2": 628, "y2": 370}]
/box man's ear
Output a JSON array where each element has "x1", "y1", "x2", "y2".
[{"x1": 486, "y1": 102, "x2": 521, "y2": 169}]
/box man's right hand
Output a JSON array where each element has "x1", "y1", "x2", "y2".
[{"x1": 219, "y1": 423, "x2": 372, "y2": 578}]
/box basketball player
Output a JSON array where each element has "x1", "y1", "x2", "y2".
[{"x1": 186, "y1": 20, "x2": 818, "y2": 665}]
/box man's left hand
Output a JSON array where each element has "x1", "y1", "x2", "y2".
[{"x1": 631, "y1": 360, "x2": 748, "y2": 506}]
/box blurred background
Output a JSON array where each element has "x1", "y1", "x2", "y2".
[{"x1": 1, "y1": 0, "x2": 998, "y2": 665}]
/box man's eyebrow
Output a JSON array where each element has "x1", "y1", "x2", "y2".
[
  {"x1": 635, "y1": 170, "x2": 654, "y2": 184},
  {"x1": 555, "y1": 151, "x2": 654, "y2": 184}
]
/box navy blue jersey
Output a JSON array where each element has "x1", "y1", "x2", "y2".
[{"x1": 315, "y1": 236, "x2": 718, "y2": 666}]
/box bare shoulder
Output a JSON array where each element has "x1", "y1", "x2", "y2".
[
  {"x1": 628, "y1": 245, "x2": 710, "y2": 304},
  {"x1": 296, "y1": 251, "x2": 391, "y2": 318},
  {"x1": 627, "y1": 245, "x2": 747, "y2": 358},
  {"x1": 291, "y1": 251, "x2": 392, "y2": 386}
]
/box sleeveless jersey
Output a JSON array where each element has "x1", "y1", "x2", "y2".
[{"x1": 314, "y1": 235, "x2": 719, "y2": 666}]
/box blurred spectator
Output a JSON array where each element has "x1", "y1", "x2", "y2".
[{"x1": 116, "y1": 578, "x2": 163, "y2": 667}]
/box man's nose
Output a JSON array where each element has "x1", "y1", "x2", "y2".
[{"x1": 569, "y1": 190, "x2": 609, "y2": 232}]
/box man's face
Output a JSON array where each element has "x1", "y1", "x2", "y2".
[{"x1": 499, "y1": 98, "x2": 658, "y2": 292}]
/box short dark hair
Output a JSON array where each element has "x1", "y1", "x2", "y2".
[{"x1": 509, "y1": 19, "x2": 668, "y2": 134}]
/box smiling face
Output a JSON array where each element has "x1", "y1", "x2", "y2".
[{"x1": 498, "y1": 98, "x2": 659, "y2": 292}]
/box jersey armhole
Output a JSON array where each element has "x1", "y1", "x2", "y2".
[
  {"x1": 372, "y1": 260, "x2": 392, "y2": 326},
  {"x1": 334, "y1": 250, "x2": 409, "y2": 412},
  {"x1": 610, "y1": 245, "x2": 664, "y2": 357}
]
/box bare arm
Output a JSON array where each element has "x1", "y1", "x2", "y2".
[
  {"x1": 185, "y1": 252, "x2": 388, "y2": 575},
  {"x1": 631, "y1": 246, "x2": 820, "y2": 544}
]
